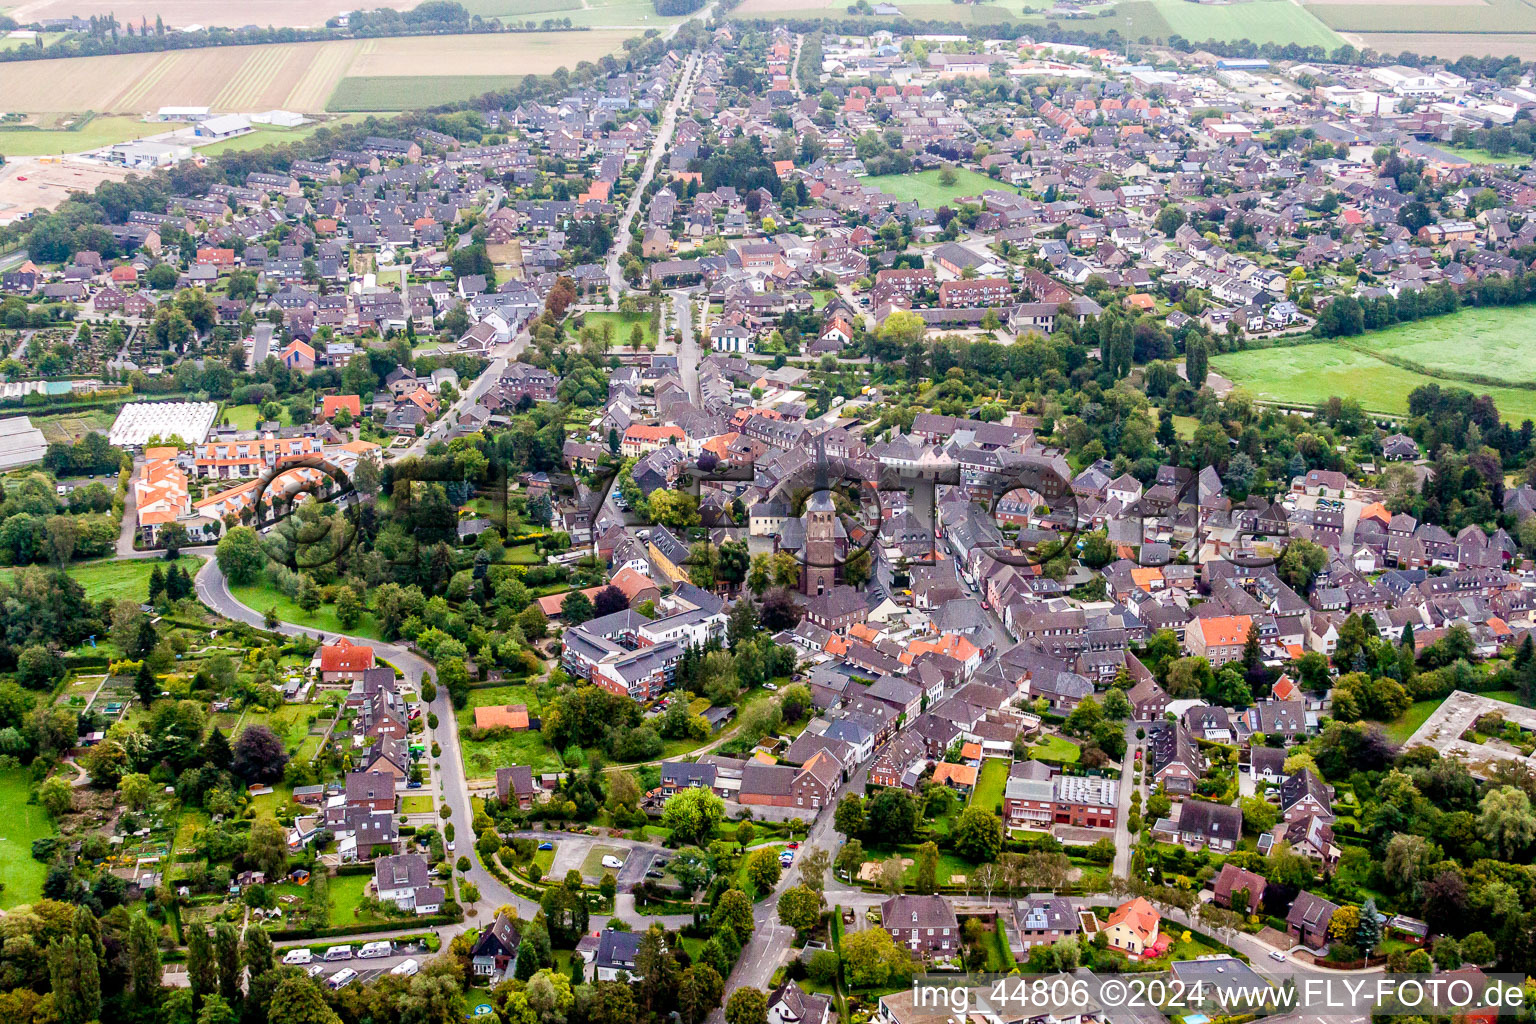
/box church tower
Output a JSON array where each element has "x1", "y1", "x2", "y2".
[{"x1": 803, "y1": 435, "x2": 837, "y2": 597}]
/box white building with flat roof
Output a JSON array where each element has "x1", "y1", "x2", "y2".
[{"x1": 109, "y1": 401, "x2": 218, "y2": 449}]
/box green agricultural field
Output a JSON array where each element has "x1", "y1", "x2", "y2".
[
  {"x1": 1307, "y1": 0, "x2": 1536, "y2": 35},
  {"x1": 0, "y1": 114, "x2": 165, "y2": 156},
  {"x1": 457, "y1": 0, "x2": 580, "y2": 17},
  {"x1": 1351, "y1": 305, "x2": 1536, "y2": 387},
  {"x1": 862, "y1": 168, "x2": 1018, "y2": 207},
  {"x1": 577, "y1": 310, "x2": 658, "y2": 349},
  {"x1": 228, "y1": 578, "x2": 384, "y2": 640},
  {"x1": 0, "y1": 769, "x2": 54, "y2": 909},
  {"x1": 1119, "y1": 0, "x2": 1343, "y2": 48},
  {"x1": 970, "y1": 757, "x2": 1009, "y2": 813},
  {"x1": 563, "y1": 0, "x2": 688, "y2": 26},
  {"x1": 0, "y1": 556, "x2": 207, "y2": 604},
  {"x1": 328, "y1": 75, "x2": 520, "y2": 112},
  {"x1": 1211, "y1": 340, "x2": 1536, "y2": 424}
]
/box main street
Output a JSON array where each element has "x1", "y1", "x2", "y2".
[{"x1": 604, "y1": 50, "x2": 700, "y2": 295}]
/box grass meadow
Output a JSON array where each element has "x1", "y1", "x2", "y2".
[
  {"x1": 862, "y1": 168, "x2": 1018, "y2": 206},
  {"x1": 0, "y1": 769, "x2": 54, "y2": 909}
]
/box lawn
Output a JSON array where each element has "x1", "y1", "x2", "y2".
[
  {"x1": 242, "y1": 704, "x2": 318, "y2": 752},
  {"x1": 228, "y1": 577, "x2": 384, "y2": 640},
  {"x1": 457, "y1": 684, "x2": 562, "y2": 780},
  {"x1": 0, "y1": 114, "x2": 165, "y2": 156},
  {"x1": 862, "y1": 168, "x2": 1018, "y2": 207},
  {"x1": 577, "y1": 310, "x2": 658, "y2": 349},
  {"x1": 1384, "y1": 698, "x2": 1447, "y2": 745},
  {"x1": 401, "y1": 795, "x2": 434, "y2": 815},
  {"x1": 580, "y1": 844, "x2": 628, "y2": 881},
  {"x1": 1211, "y1": 341, "x2": 1536, "y2": 424},
  {"x1": 505, "y1": 543, "x2": 543, "y2": 565},
  {"x1": 1483, "y1": 689, "x2": 1535, "y2": 708},
  {"x1": 0, "y1": 769, "x2": 54, "y2": 908},
  {"x1": 1445, "y1": 144, "x2": 1531, "y2": 167},
  {"x1": 1029, "y1": 735, "x2": 1081, "y2": 764},
  {"x1": 970, "y1": 757, "x2": 1009, "y2": 814},
  {"x1": 329, "y1": 872, "x2": 387, "y2": 927},
  {"x1": 0, "y1": 556, "x2": 206, "y2": 604},
  {"x1": 220, "y1": 404, "x2": 275, "y2": 430}
]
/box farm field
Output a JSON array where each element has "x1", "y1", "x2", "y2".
[
  {"x1": 0, "y1": 768, "x2": 54, "y2": 909},
  {"x1": 33, "y1": 408, "x2": 117, "y2": 445},
  {"x1": 328, "y1": 76, "x2": 520, "y2": 112},
  {"x1": 1, "y1": 0, "x2": 424, "y2": 28},
  {"x1": 0, "y1": 115, "x2": 165, "y2": 156},
  {"x1": 862, "y1": 167, "x2": 1017, "y2": 206},
  {"x1": 1115, "y1": 0, "x2": 1343, "y2": 46},
  {"x1": 1307, "y1": 0, "x2": 1536, "y2": 33},
  {"x1": 1355, "y1": 31, "x2": 1536, "y2": 59},
  {"x1": 459, "y1": 0, "x2": 579, "y2": 15},
  {"x1": 0, "y1": 556, "x2": 207, "y2": 603},
  {"x1": 1211, "y1": 338, "x2": 1536, "y2": 424},
  {"x1": 562, "y1": 0, "x2": 691, "y2": 26},
  {"x1": 1351, "y1": 305, "x2": 1536, "y2": 386},
  {"x1": 733, "y1": 0, "x2": 1015, "y2": 20},
  {"x1": 0, "y1": 31, "x2": 630, "y2": 116}
]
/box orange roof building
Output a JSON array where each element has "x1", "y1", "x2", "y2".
[
  {"x1": 1189, "y1": 614, "x2": 1252, "y2": 666},
  {"x1": 318, "y1": 638, "x2": 375, "y2": 677},
  {"x1": 134, "y1": 448, "x2": 190, "y2": 543},
  {"x1": 932, "y1": 762, "x2": 978, "y2": 789},
  {"x1": 1105, "y1": 897, "x2": 1161, "y2": 956},
  {"x1": 322, "y1": 394, "x2": 363, "y2": 420}
]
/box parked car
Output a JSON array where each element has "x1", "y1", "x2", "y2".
[
  {"x1": 538, "y1": 842, "x2": 554, "y2": 851},
  {"x1": 406, "y1": 781, "x2": 423, "y2": 789}
]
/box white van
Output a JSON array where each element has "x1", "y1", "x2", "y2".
[
  {"x1": 323, "y1": 945, "x2": 353, "y2": 961},
  {"x1": 358, "y1": 941, "x2": 391, "y2": 959},
  {"x1": 327, "y1": 968, "x2": 357, "y2": 990},
  {"x1": 282, "y1": 949, "x2": 313, "y2": 965},
  {"x1": 391, "y1": 958, "x2": 420, "y2": 977}
]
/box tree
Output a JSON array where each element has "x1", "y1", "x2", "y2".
[
  {"x1": 248, "y1": 817, "x2": 289, "y2": 877},
  {"x1": 187, "y1": 924, "x2": 216, "y2": 1005},
  {"x1": 840, "y1": 927, "x2": 913, "y2": 989},
  {"x1": 216, "y1": 527, "x2": 266, "y2": 585},
  {"x1": 334, "y1": 586, "x2": 362, "y2": 629},
  {"x1": 798, "y1": 845, "x2": 830, "y2": 893},
  {"x1": 1102, "y1": 687, "x2": 1132, "y2": 721},
  {"x1": 1479, "y1": 786, "x2": 1536, "y2": 860},
  {"x1": 1241, "y1": 795, "x2": 1278, "y2": 833},
  {"x1": 561, "y1": 589, "x2": 595, "y2": 625},
  {"x1": 834, "y1": 793, "x2": 865, "y2": 837},
  {"x1": 120, "y1": 772, "x2": 154, "y2": 811},
  {"x1": 1185, "y1": 335, "x2": 1208, "y2": 388},
  {"x1": 744, "y1": 847, "x2": 783, "y2": 894},
  {"x1": 866, "y1": 788, "x2": 918, "y2": 843},
  {"x1": 232, "y1": 724, "x2": 289, "y2": 782},
  {"x1": 711, "y1": 888, "x2": 755, "y2": 940},
  {"x1": 914, "y1": 840, "x2": 939, "y2": 894},
  {"x1": 834, "y1": 839, "x2": 866, "y2": 881},
  {"x1": 244, "y1": 925, "x2": 275, "y2": 980},
  {"x1": 213, "y1": 921, "x2": 241, "y2": 1002},
  {"x1": 725, "y1": 987, "x2": 768, "y2": 1024},
  {"x1": 1462, "y1": 931, "x2": 1495, "y2": 965},
  {"x1": 661, "y1": 787, "x2": 726, "y2": 847},
  {"x1": 777, "y1": 885, "x2": 822, "y2": 933},
  {"x1": 39, "y1": 774, "x2": 73, "y2": 818},
  {"x1": 268, "y1": 972, "x2": 342, "y2": 1024},
  {"x1": 128, "y1": 913, "x2": 161, "y2": 1001},
  {"x1": 952, "y1": 807, "x2": 1004, "y2": 863}
]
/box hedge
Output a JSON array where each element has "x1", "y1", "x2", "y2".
[{"x1": 268, "y1": 907, "x2": 463, "y2": 941}]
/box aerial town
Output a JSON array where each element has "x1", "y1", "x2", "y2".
[{"x1": 7, "y1": 8, "x2": 1536, "y2": 1024}]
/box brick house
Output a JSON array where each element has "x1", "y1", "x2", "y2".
[
  {"x1": 1286, "y1": 891, "x2": 1339, "y2": 949},
  {"x1": 319, "y1": 638, "x2": 376, "y2": 682},
  {"x1": 344, "y1": 771, "x2": 396, "y2": 813},
  {"x1": 881, "y1": 894, "x2": 959, "y2": 957},
  {"x1": 1188, "y1": 614, "x2": 1251, "y2": 667}
]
